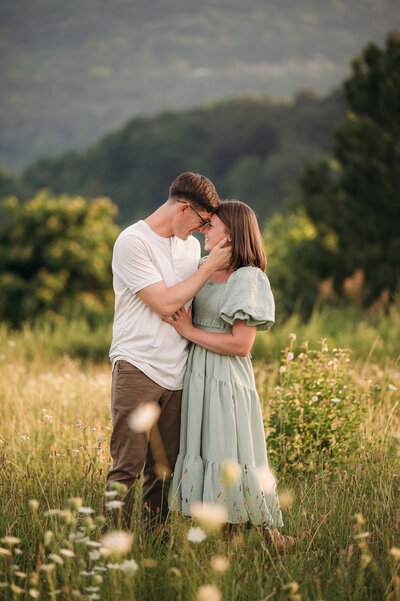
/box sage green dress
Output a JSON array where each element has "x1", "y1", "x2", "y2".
[{"x1": 169, "y1": 265, "x2": 283, "y2": 528}]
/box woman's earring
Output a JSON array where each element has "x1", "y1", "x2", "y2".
[{"x1": 228, "y1": 238, "x2": 232, "y2": 242}]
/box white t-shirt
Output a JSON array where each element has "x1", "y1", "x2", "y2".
[{"x1": 109, "y1": 220, "x2": 201, "y2": 390}]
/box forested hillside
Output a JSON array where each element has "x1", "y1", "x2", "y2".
[
  {"x1": 1, "y1": 0, "x2": 398, "y2": 168},
  {"x1": 1, "y1": 90, "x2": 345, "y2": 226}
]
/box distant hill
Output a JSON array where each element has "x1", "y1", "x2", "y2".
[
  {"x1": 1, "y1": 90, "x2": 345, "y2": 226},
  {"x1": 0, "y1": 0, "x2": 398, "y2": 169}
]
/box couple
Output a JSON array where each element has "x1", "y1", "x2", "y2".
[{"x1": 106, "y1": 172, "x2": 294, "y2": 550}]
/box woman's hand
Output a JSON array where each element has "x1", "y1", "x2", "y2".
[{"x1": 163, "y1": 306, "x2": 194, "y2": 338}]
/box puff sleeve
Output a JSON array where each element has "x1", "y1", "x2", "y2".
[{"x1": 219, "y1": 266, "x2": 275, "y2": 331}]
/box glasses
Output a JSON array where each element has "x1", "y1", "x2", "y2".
[{"x1": 176, "y1": 200, "x2": 211, "y2": 227}]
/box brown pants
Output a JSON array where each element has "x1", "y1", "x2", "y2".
[{"x1": 105, "y1": 360, "x2": 182, "y2": 529}]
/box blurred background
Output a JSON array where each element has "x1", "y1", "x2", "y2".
[{"x1": 0, "y1": 0, "x2": 399, "y2": 361}]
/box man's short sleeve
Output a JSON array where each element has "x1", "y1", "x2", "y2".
[{"x1": 112, "y1": 233, "x2": 163, "y2": 294}]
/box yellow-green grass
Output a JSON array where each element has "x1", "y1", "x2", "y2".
[{"x1": 0, "y1": 331, "x2": 399, "y2": 601}]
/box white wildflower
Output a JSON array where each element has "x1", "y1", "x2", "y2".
[
  {"x1": 0, "y1": 548, "x2": 11, "y2": 557},
  {"x1": 40, "y1": 564, "x2": 55, "y2": 572},
  {"x1": 222, "y1": 460, "x2": 242, "y2": 486},
  {"x1": 210, "y1": 555, "x2": 230, "y2": 573},
  {"x1": 104, "y1": 491, "x2": 118, "y2": 498},
  {"x1": 48, "y1": 553, "x2": 63, "y2": 565},
  {"x1": 190, "y1": 502, "x2": 228, "y2": 531},
  {"x1": 187, "y1": 527, "x2": 207, "y2": 544},
  {"x1": 289, "y1": 333, "x2": 296, "y2": 341},
  {"x1": 44, "y1": 509, "x2": 60, "y2": 517},
  {"x1": 89, "y1": 550, "x2": 101, "y2": 561},
  {"x1": 389, "y1": 384, "x2": 398, "y2": 391},
  {"x1": 120, "y1": 559, "x2": 139, "y2": 575},
  {"x1": 311, "y1": 395, "x2": 318, "y2": 402},
  {"x1": 0, "y1": 536, "x2": 21, "y2": 545},
  {"x1": 196, "y1": 584, "x2": 222, "y2": 601},
  {"x1": 100, "y1": 531, "x2": 133, "y2": 556},
  {"x1": 105, "y1": 500, "x2": 124, "y2": 510},
  {"x1": 128, "y1": 402, "x2": 161, "y2": 433},
  {"x1": 331, "y1": 398, "x2": 341, "y2": 403},
  {"x1": 279, "y1": 365, "x2": 286, "y2": 374},
  {"x1": 256, "y1": 465, "x2": 277, "y2": 494},
  {"x1": 390, "y1": 547, "x2": 400, "y2": 560},
  {"x1": 60, "y1": 549, "x2": 75, "y2": 558},
  {"x1": 78, "y1": 507, "x2": 94, "y2": 515},
  {"x1": 287, "y1": 352, "x2": 294, "y2": 361}
]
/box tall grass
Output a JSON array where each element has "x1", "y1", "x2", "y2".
[{"x1": 0, "y1": 325, "x2": 399, "y2": 600}]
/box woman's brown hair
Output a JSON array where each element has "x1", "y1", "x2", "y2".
[{"x1": 216, "y1": 200, "x2": 267, "y2": 272}]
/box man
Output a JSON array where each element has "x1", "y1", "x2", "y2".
[{"x1": 105, "y1": 172, "x2": 230, "y2": 529}]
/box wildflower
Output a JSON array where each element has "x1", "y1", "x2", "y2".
[
  {"x1": 289, "y1": 333, "x2": 296, "y2": 341},
  {"x1": 85, "y1": 587, "x2": 100, "y2": 593},
  {"x1": 86, "y1": 541, "x2": 101, "y2": 548},
  {"x1": 187, "y1": 527, "x2": 207, "y2": 544},
  {"x1": 390, "y1": 547, "x2": 400, "y2": 561},
  {"x1": 0, "y1": 548, "x2": 11, "y2": 557},
  {"x1": 0, "y1": 536, "x2": 21, "y2": 545},
  {"x1": 44, "y1": 531, "x2": 53, "y2": 547},
  {"x1": 279, "y1": 365, "x2": 286, "y2": 374},
  {"x1": 60, "y1": 549, "x2": 75, "y2": 558},
  {"x1": 287, "y1": 352, "x2": 294, "y2": 361},
  {"x1": 389, "y1": 384, "x2": 398, "y2": 391},
  {"x1": 20, "y1": 435, "x2": 30, "y2": 440},
  {"x1": 44, "y1": 509, "x2": 60, "y2": 517},
  {"x1": 67, "y1": 497, "x2": 82, "y2": 511},
  {"x1": 210, "y1": 555, "x2": 230, "y2": 573},
  {"x1": 104, "y1": 490, "x2": 118, "y2": 498},
  {"x1": 100, "y1": 531, "x2": 133, "y2": 556},
  {"x1": 89, "y1": 550, "x2": 101, "y2": 561},
  {"x1": 354, "y1": 532, "x2": 371, "y2": 540},
  {"x1": 190, "y1": 502, "x2": 228, "y2": 531},
  {"x1": 40, "y1": 564, "x2": 55, "y2": 572},
  {"x1": 331, "y1": 398, "x2": 341, "y2": 403},
  {"x1": 106, "y1": 500, "x2": 124, "y2": 510},
  {"x1": 279, "y1": 488, "x2": 294, "y2": 509},
  {"x1": 222, "y1": 460, "x2": 242, "y2": 486},
  {"x1": 78, "y1": 507, "x2": 94, "y2": 515},
  {"x1": 29, "y1": 590, "x2": 40, "y2": 599},
  {"x1": 15, "y1": 572, "x2": 27, "y2": 578},
  {"x1": 120, "y1": 559, "x2": 139, "y2": 575},
  {"x1": 48, "y1": 553, "x2": 63, "y2": 565},
  {"x1": 106, "y1": 563, "x2": 121, "y2": 570},
  {"x1": 196, "y1": 584, "x2": 222, "y2": 601},
  {"x1": 10, "y1": 584, "x2": 24, "y2": 594},
  {"x1": 14, "y1": 549, "x2": 23, "y2": 556},
  {"x1": 29, "y1": 499, "x2": 39, "y2": 512},
  {"x1": 44, "y1": 415, "x2": 52, "y2": 420},
  {"x1": 128, "y1": 402, "x2": 161, "y2": 433},
  {"x1": 256, "y1": 466, "x2": 276, "y2": 494}
]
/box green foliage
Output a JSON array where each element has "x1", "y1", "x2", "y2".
[
  {"x1": 266, "y1": 342, "x2": 367, "y2": 472},
  {"x1": 0, "y1": 191, "x2": 120, "y2": 326},
  {"x1": 297, "y1": 32, "x2": 400, "y2": 304},
  {"x1": 5, "y1": 92, "x2": 345, "y2": 226}
]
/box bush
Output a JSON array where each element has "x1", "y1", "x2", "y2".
[
  {"x1": 266, "y1": 340, "x2": 368, "y2": 472},
  {"x1": 0, "y1": 191, "x2": 120, "y2": 326}
]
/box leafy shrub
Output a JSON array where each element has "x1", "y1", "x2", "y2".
[
  {"x1": 266, "y1": 341, "x2": 367, "y2": 472},
  {"x1": 0, "y1": 191, "x2": 120, "y2": 326}
]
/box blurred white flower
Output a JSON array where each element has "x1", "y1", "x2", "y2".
[
  {"x1": 44, "y1": 509, "x2": 60, "y2": 517},
  {"x1": 222, "y1": 460, "x2": 242, "y2": 487},
  {"x1": 78, "y1": 507, "x2": 94, "y2": 515},
  {"x1": 120, "y1": 559, "x2": 139, "y2": 575},
  {"x1": 60, "y1": 549, "x2": 75, "y2": 557},
  {"x1": 210, "y1": 555, "x2": 230, "y2": 573},
  {"x1": 331, "y1": 398, "x2": 341, "y2": 403},
  {"x1": 0, "y1": 548, "x2": 11, "y2": 557},
  {"x1": 289, "y1": 333, "x2": 296, "y2": 341},
  {"x1": 389, "y1": 384, "x2": 398, "y2": 391},
  {"x1": 256, "y1": 466, "x2": 276, "y2": 494},
  {"x1": 187, "y1": 527, "x2": 207, "y2": 544},
  {"x1": 128, "y1": 403, "x2": 160, "y2": 433},
  {"x1": 287, "y1": 352, "x2": 294, "y2": 361},
  {"x1": 0, "y1": 536, "x2": 20, "y2": 545},
  {"x1": 196, "y1": 584, "x2": 222, "y2": 601},
  {"x1": 48, "y1": 553, "x2": 63, "y2": 565},
  {"x1": 311, "y1": 395, "x2": 318, "y2": 402},
  {"x1": 20, "y1": 435, "x2": 30, "y2": 441},
  {"x1": 104, "y1": 491, "x2": 118, "y2": 498},
  {"x1": 100, "y1": 532, "x2": 133, "y2": 556},
  {"x1": 390, "y1": 547, "x2": 400, "y2": 560},
  {"x1": 44, "y1": 531, "x2": 53, "y2": 547},
  {"x1": 29, "y1": 499, "x2": 39, "y2": 512},
  {"x1": 106, "y1": 500, "x2": 124, "y2": 510},
  {"x1": 190, "y1": 502, "x2": 228, "y2": 531},
  {"x1": 279, "y1": 366, "x2": 286, "y2": 374},
  {"x1": 40, "y1": 564, "x2": 55, "y2": 572},
  {"x1": 106, "y1": 563, "x2": 121, "y2": 570},
  {"x1": 89, "y1": 550, "x2": 101, "y2": 561},
  {"x1": 29, "y1": 589, "x2": 40, "y2": 599}
]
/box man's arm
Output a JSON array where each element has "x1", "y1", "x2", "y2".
[{"x1": 137, "y1": 238, "x2": 230, "y2": 317}]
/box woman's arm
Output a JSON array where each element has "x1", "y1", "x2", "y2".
[{"x1": 164, "y1": 306, "x2": 257, "y2": 357}]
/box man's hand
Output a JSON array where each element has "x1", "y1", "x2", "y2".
[{"x1": 206, "y1": 238, "x2": 232, "y2": 272}]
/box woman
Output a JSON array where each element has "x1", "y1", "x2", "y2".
[{"x1": 165, "y1": 200, "x2": 295, "y2": 550}]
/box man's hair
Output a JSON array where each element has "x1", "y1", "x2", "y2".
[
  {"x1": 169, "y1": 172, "x2": 220, "y2": 212},
  {"x1": 216, "y1": 200, "x2": 267, "y2": 272}
]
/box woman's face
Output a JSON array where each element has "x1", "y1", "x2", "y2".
[{"x1": 204, "y1": 214, "x2": 230, "y2": 252}]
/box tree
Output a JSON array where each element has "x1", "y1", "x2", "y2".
[
  {"x1": 0, "y1": 191, "x2": 119, "y2": 326},
  {"x1": 297, "y1": 32, "x2": 400, "y2": 303}
]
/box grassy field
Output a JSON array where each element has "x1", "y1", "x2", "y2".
[{"x1": 0, "y1": 324, "x2": 399, "y2": 601}]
